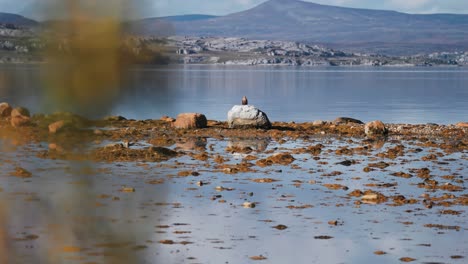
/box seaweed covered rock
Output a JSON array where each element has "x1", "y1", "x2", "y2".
[
  {"x1": 365, "y1": 120, "x2": 388, "y2": 136},
  {"x1": 227, "y1": 105, "x2": 271, "y2": 129},
  {"x1": 173, "y1": 113, "x2": 207, "y2": 129}
]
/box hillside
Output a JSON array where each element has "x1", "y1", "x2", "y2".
[
  {"x1": 0, "y1": 12, "x2": 38, "y2": 26},
  {"x1": 133, "y1": 0, "x2": 468, "y2": 55}
]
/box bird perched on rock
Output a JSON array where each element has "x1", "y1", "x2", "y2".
[{"x1": 242, "y1": 96, "x2": 248, "y2": 105}]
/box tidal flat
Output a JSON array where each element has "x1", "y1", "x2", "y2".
[{"x1": 0, "y1": 115, "x2": 467, "y2": 264}]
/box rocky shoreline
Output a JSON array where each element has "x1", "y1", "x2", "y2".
[
  {"x1": 1, "y1": 102, "x2": 467, "y2": 163},
  {"x1": 1, "y1": 102, "x2": 467, "y2": 263}
]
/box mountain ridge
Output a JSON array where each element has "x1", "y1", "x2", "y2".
[
  {"x1": 2, "y1": 0, "x2": 468, "y2": 55},
  {"x1": 132, "y1": 0, "x2": 468, "y2": 55},
  {"x1": 0, "y1": 12, "x2": 38, "y2": 26}
]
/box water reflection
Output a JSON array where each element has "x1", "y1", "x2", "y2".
[
  {"x1": 364, "y1": 137, "x2": 388, "y2": 149},
  {"x1": 227, "y1": 138, "x2": 270, "y2": 158},
  {"x1": 176, "y1": 137, "x2": 207, "y2": 151}
]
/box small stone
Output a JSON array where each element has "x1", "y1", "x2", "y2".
[
  {"x1": 243, "y1": 202, "x2": 256, "y2": 208},
  {"x1": 273, "y1": 224, "x2": 288, "y2": 230},
  {"x1": 314, "y1": 235, "x2": 333, "y2": 240},
  {"x1": 374, "y1": 251, "x2": 387, "y2": 255},
  {"x1": 338, "y1": 160, "x2": 353, "y2": 166},
  {"x1": 49, "y1": 143, "x2": 64, "y2": 152},
  {"x1": 49, "y1": 120, "x2": 66, "y2": 134},
  {"x1": 362, "y1": 194, "x2": 378, "y2": 200},
  {"x1": 120, "y1": 187, "x2": 135, "y2": 193},
  {"x1": 455, "y1": 122, "x2": 468, "y2": 128},
  {"x1": 173, "y1": 113, "x2": 207, "y2": 129},
  {"x1": 365, "y1": 120, "x2": 388, "y2": 136},
  {"x1": 250, "y1": 255, "x2": 267, "y2": 261},
  {"x1": 159, "y1": 240, "x2": 175, "y2": 245},
  {"x1": 399, "y1": 257, "x2": 416, "y2": 262}
]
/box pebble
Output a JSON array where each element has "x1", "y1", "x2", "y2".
[{"x1": 243, "y1": 202, "x2": 256, "y2": 208}]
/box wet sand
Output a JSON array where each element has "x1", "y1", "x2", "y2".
[{"x1": 0, "y1": 115, "x2": 467, "y2": 263}]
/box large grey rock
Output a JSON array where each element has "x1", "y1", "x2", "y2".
[{"x1": 227, "y1": 105, "x2": 271, "y2": 129}]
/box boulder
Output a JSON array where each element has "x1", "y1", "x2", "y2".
[
  {"x1": 334, "y1": 117, "x2": 364, "y2": 125},
  {"x1": 173, "y1": 113, "x2": 207, "y2": 129},
  {"x1": 365, "y1": 120, "x2": 388, "y2": 136},
  {"x1": 456, "y1": 122, "x2": 468, "y2": 128},
  {"x1": 227, "y1": 105, "x2": 271, "y2": 129},
  {"x1": 11, "y1": 107, "x2": 30, "y2": 118},
  {"x1": 0, "y1": 102, "x2": 12, "y2": 117}
]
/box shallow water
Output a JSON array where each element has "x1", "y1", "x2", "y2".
[
  {"x1": 1, "y1": 134, "x2": 466, "y2": 263},
  {"x1": 1, "y1": 65, "x2": 468, "y2": 124}
]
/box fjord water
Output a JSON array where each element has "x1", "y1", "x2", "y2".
[{"x1": 2, "y1": 64, "x2": 468, "y2": 123}]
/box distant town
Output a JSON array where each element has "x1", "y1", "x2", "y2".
[{"x1": 1, "y1": 23, "x2": 467, "y2": 67}]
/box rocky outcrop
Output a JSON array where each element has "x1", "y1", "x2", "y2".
[
  {"x1": 227, "y1": 105, "x2": 271, "y2": 129},
  {"x1": 456, "y1": 122, "x2": 468, "y2": 128},
  {"x1": 0, "y1": 102, "x2": 12, "y2": 117},
  {"x1": 173, "y1": 113, "x2": 207, "y2": 129},
  {"x1": 365, "y1": 120, "x2": 388, "y2": 136}
]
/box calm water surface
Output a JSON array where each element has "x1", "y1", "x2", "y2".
[
  {"x1": 0, "y1": 64, "x2": 467, "y2": 263},
  {"x1": 1, "y1": 65, "x2": 467, "y2": 124}
]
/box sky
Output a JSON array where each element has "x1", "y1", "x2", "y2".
[{"x1": 1, "y1": 0, "x2": 468, "y2": 19}]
